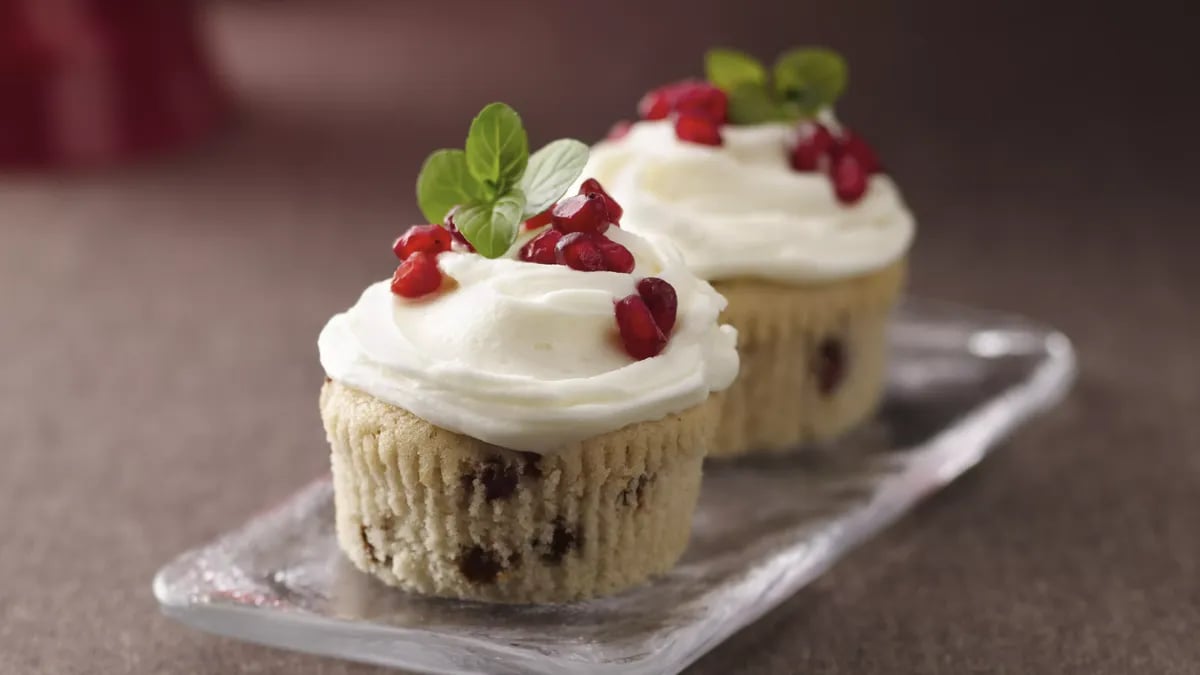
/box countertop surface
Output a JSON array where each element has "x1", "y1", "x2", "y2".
[{"x1": 3, "y1": 1, "x2": 1197, "y2": 673}]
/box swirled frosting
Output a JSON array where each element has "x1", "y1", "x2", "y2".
[
  {"x1": 581, "y1": 119, "x2": 915, "y2": 283},
  {"x1": 318, "y1": 227, "x2": 738, "y2": 453}
]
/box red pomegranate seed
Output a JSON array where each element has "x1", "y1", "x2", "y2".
[
  {"x1": 578, "y1": 178, "x2": 624, "y2": 223},
  {"x1": 555, "y1": 232, "x2": 606, "y2": 271},
  {"x1": 636, "y1": 277, "x2": 677, "y2": 335},
  {"x1": 597, "y1": 237, "x2": 634, "y2": 273},
  {"x1": 637, "y1": 87, "x2": 674, "y2": 120},
  {"x1": 674, "y1": 114, "x2": 722, "y2": 146},
  {"x1": 606, "y1": 120, "x2": 633, "y2": 140},
  {"x1": 831, "y1": 152, "x2": 868, "y2": 204},
  {"x1": 518, "y1": 229, "x2": 563, "y2": 265},
  {"x1": 638, "y1": 80, "x2": 726, "y2": 123},
  {"x1": 392, "y1": 224, "x2": 452, "y2": 260},
  {"x1": 390, "y1": 251, "x2": 443, "y2": 298},
  {"x1": 552, "y1": 193, "x2": 611, "y2": 234},
  {"x1": 614, "y1": 295, "x2": 667, "y2": 360},
  {"x1": 673, "y1": 82, "x2": 728, "y2": 123},
  {"x1": 790, "y1": 122, "x2": 835, "y2": 172},
  {"x1": 444, "y1": 209, "x2": 475, "y2": 252},
  {"x1": 834, "y1": 129, "x2": 883, "y2": 174},
  {"x1": 523, "y1": 207, "x2": 554, "y2": 230}
]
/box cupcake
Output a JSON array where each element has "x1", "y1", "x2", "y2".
[
  {"x1": 318, "y1": 103, "x2": 738, "y2": 603},
  {"x1": 582, "y1": 48, "x2": 914, "y2": 458}
]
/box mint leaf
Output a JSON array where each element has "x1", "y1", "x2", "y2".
[
  {"x1": 726, "y1": 82, "x2": 788, "y2": 124},
  {"x1": 453, "y1": 189, "x2": 527, "y2": 258},
  {"x1": 413, "y1": 101, "x2": 584, "y2": 254},
  {"x1": 416, "y1": 149, "x2": 483, "y2": 224},
  {"x1": 464, "y1": 102, "x2": 529, "y2": 193},
  {"x1": 705, "y1": 48, "x2": 767, "y2": 91},
  {"x1": 518, "y1": 139, "x2": 588, "y2": 218},
  {"x1": 773, "y1": 47, "x2": 848, "y2": 115}
]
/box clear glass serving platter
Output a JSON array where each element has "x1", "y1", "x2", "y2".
[{"x1": 153, "y1": 298, "x2": 1075, "y2": 675}]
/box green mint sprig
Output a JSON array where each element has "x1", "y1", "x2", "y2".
[
  {"x1": 705, "y1": 47, "x2": 847, "y2": 124},
  {"x1": 416, "y1": 103, "x2": 588, "y2": 258}
]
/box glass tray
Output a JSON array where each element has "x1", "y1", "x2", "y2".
[{"x1": 153, "y1": 298, "x2": 1075, "y2": 674}]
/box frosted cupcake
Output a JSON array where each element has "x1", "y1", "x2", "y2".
[
  {"x1": 318, "y1": 103, "x2": 738, "y2": 603},
  {"x1": 583, "y1": 48, "x2": 914, "y2": 458}
]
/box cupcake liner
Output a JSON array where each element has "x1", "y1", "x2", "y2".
[
  {"x1": 319, "y1": 381, "x2": 715, "y2": 603},
  {"x1": 709, "y1": 259, "x2": 906, "y2": 458}
]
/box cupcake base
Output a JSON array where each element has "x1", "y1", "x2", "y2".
[
  {"x1": 710, "y1": 260, "x2": 906, "y2": 458},
  {"x1": 319, "y1": 381, "x2": 715, "y2": 603}
]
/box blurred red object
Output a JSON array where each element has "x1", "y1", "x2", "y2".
[{"x1": 0, "y1": 0, "x2": 226, "y2": 169}]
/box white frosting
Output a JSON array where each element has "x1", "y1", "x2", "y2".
[
  {"x1": 582, "y1": 119, "x2": 915, "y2": 283},
  {"x1": 319, "y1": 227, "x2": 738, "y2": 454}
]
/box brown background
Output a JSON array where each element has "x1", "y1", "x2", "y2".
[{"x1": 2, "y1": 1, "x2": 1198, "y2": 673}]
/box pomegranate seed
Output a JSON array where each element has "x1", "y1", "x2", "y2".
[
  {"x1": 673, "y1": 82, "x2": 728, "y2": 123},
  {"x1": 392, "y1": 224, "x2": 452, "y2": 260},
  {"x1": 831, "y1": 152, "x2": 868, "y2": 204},
  {"x1": 614, "y1": 295, "x2": 667, "y2": 360},
  {"x1": 638, "y1": 80, "x2": 726, "y2": 123},
  {"x1": 597, "y1": 237, "x2": 634, "y2": 273},
  {"x1": 606, "y1": 120, "x2": 633, "y2": 140},
  {"x1": 834, "y1": 129, "x2": 883, "y2": 174},
  {"x1": 636, "y1": 277, "x2": 677, "y2": 335},
  {"x1": 552, "y1": 193, "x2": 611, "y2": 234},
  {"x1": 444, "y1": 209, "x2": 475, "y2": 252},
  {"x1": 790, "y1": 122, "x2": 835, "y2": 172},
  {"x1": 637, "y1": 87, "x2": 674, "y2": 120},
  {"x1": 523, "y1": 207, "x2": 554, "y2": 230},
  {"x1": 519, "y1": 229, "x2": 563, "y2": 265},
  {"x1": 555, "y1": 232, "x2": 607, "y2": 271},
  {"x1": 578, "y1": 178, "x2": 624, "y2": 223},
  {"x1": 674, "y1": 114, "x2": 722, "y2": 146},
  {"x1": 390, "y1": 251, "x2": 443, "y2": 298}
]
